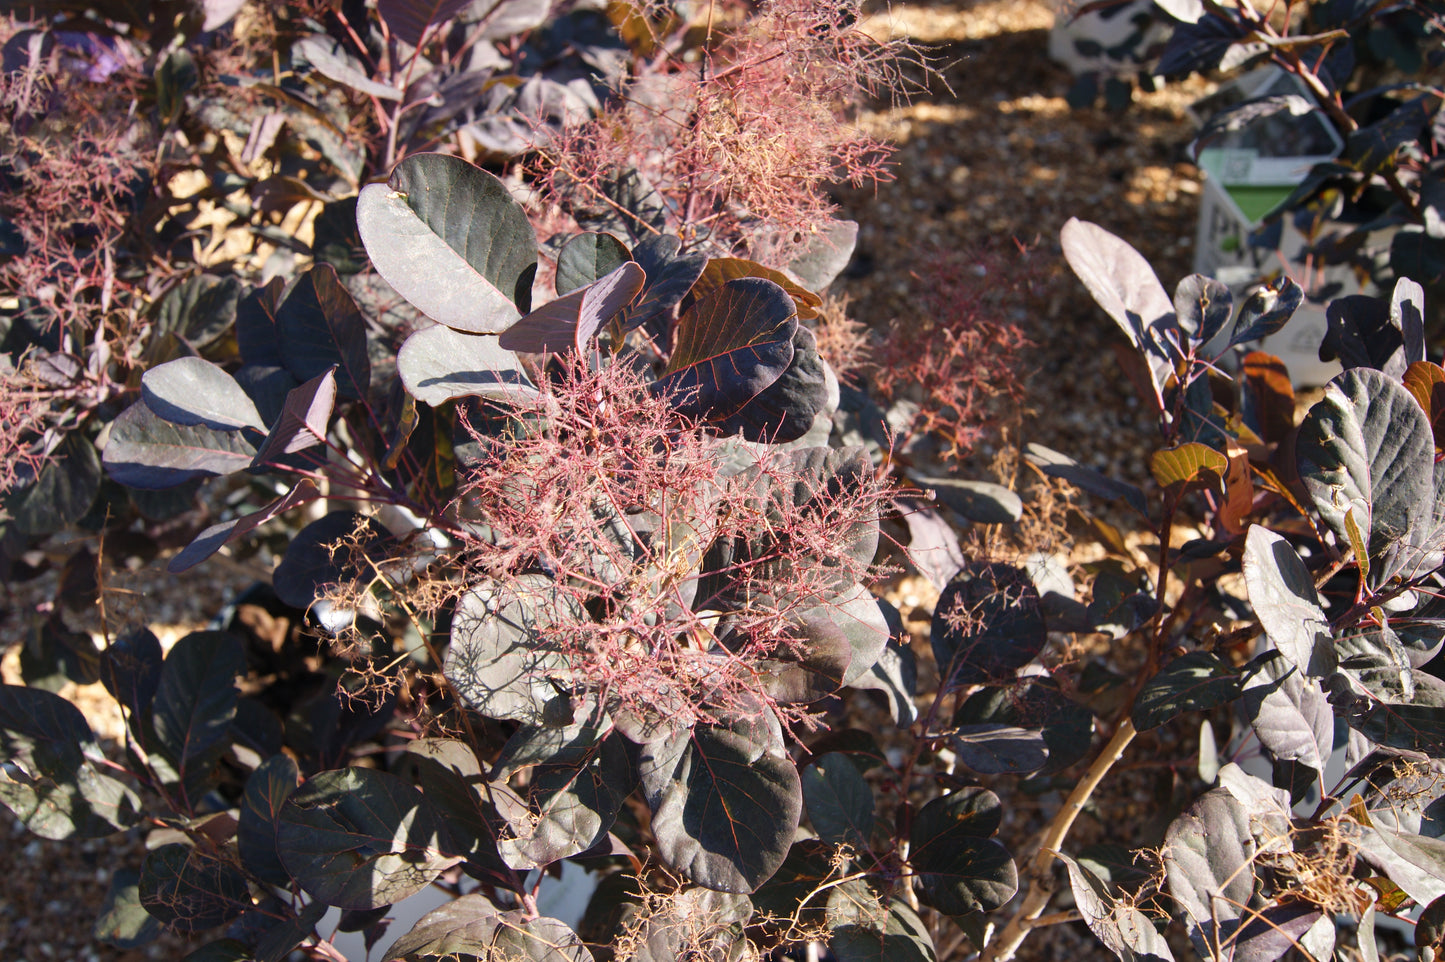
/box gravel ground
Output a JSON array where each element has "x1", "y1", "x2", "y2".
[{"x1": 0, "y1": 1, "x2": 1220, "y2": 958}]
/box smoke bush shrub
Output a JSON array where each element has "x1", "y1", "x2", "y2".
[{"x1": 6, "y1": 2, "x2": 1445, "y2": 962}]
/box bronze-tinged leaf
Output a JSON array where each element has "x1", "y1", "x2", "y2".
[
  {"x1": 1219, "y1": 445, "x2": 1254, "y2": 536},
  {"x1": 685, "y1": 258, "x2": 823, "y2": 321},
  {"x1": 1403, "y1": 360, "x2": 1445, "y2": 452},
  {"x1": 1150, "y1": 442, "x2": 1228, "y2": 489},
  {"x1": 1241, "y1": 351, "x2": 1295, "y2": 446}
]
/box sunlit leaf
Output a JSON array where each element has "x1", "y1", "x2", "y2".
[{"x1": 356, "y1": 153, "x2": 536, "y2": 332}]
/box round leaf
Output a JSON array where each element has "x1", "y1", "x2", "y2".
[
  {"x1": 930, "y1": 563, "x2": 1045, "y2": 691},
  {"x1": 141, "y1": 357, "x2": 265, "y2": 431},
  {"x1": 278, "y1": 767, "x2": 457, "y2": 910},
  {"x1": 444, "y1": 575, "x2": 582, "y2": 725},
  {"x1": 556, "y1": 231, "x2": 631, "y2": 295},
  {"x1": 396, "y1": 325, "x2": 537, "y2": 406},
  {"x1": 802, "y1": 753, "x2": 874, "y2": 850},
  {"x1": 356, "y1": 153, "x2": 536, "y2": 332},
  {"x1": 139, "y1": 843, "x2": 251, "y2": 932},
  {"x1": 639, "y1": 713, "x2": 802, "y2": 893}
]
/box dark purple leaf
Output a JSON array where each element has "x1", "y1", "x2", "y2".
[
  {"x1": 899, "y1": 502, "x2": 965, "y2": 591},
  {"x1": 278, "y1": 768, "x2": 458, "y2": 910},
  {"x1": 103, "y1": 399, "x2": 259, "y2": 489},
  {"x1": 909, "y1": 789, "x2": 1016, "y2": 915},
  {"x1": 1229, "y1": 277, "x2": 1303, "y2": 346},
  {"x1": 1132, "y1": 651, "x2": 1240, "y2": 731},
  {"x1": 152, "y1": 631, "x2": 244, "y2": 806},
  {"x1": 250, "y1": 369, "x2": 337, "y2": 468},
  {"x1": 278, "y1": 265, "x2": 371, "y2": 401},
  {"x1": 356, "y1": 152, "x2": 537, "y2": 332},
  {"x1": 498, "y1": 261, "x2": 645, "y2": 354},
  {"x1": 1172, "y1": 273, "x2": 1233, "y2": 344},
  {"x1": 639, "y1": 712, "x2": 802, "y2": 893},
  {"x1": 1321, "y1": 294, "x2": 1405, "y2": 376},
  {"x1": 293, "y1": 35, "x2": 401, "y2": 101},
  {"x1": 1157, "y1": 12, "x2": 1248, "y2": 75},
  {"x1": 396, "y1": 326, "x2": 536, "y2": 406},
  {"x1": 653, "y1": 277, "x2": 798, "y2": 424},
  {"x1": 141, "y1": 357, "x2": 265, "y2": 430},
  {"x1": 555, "y1": 231, "x2": 631, "y2": 295},
  {"x1": 237, "y1": 754, "x2": 300, "y2": 887},
  {"x1": 272, "y1": 510, "x2": 396, "y2": 611},
  {"x1": 802, "y1": 753, "x2": 873, "y2": 850},
  {"x1": 167, "y1": 479, "x2": 321, "y2": 574},
  {"x1": 952, "y1": 725, "x2": 1049, "y2": 774},
  {"x1": 1025, "y1": 443, "x2": 1149, "y2": 516},
  {"x1": 1297, "y1": 368, "x2": 1435, "y2": 586},
  {"x1": 1242, "y1": 526, "x2": 1335, "y2": 678},
  {"x1": 377, "y1": 0, "x2": 472, "y2": 46},
  {"x1": 719, "y1": 325, "x2": 831, "y2": 444},
  {"x1": 931, "y1": 562, "x2": 1046, "y2": 691},
  {"x1": 99, "y1": 627, "x2": 163, "y2": 719},
  {"x1": 385, "y1": 898, "x2": 591, "y2": 962},
  {"x1": 139, "y1": 843, "x2": 251, "y2": 932}
]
